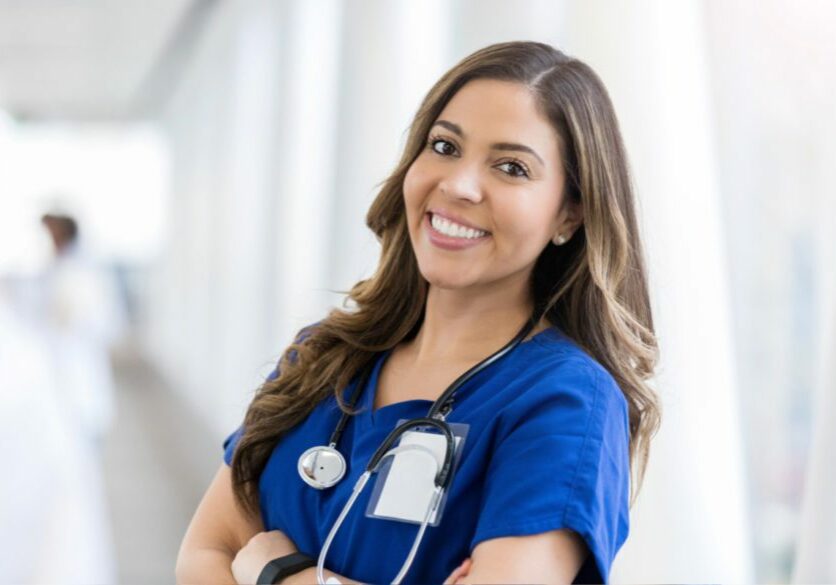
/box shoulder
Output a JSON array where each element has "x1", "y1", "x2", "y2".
[
  {"x1": 497, "y1": 328, "x2": 629, "y2": 435},
  {"x1": 294, "y1": 320, "x2": 323, "y2": 343},
  {"x1": 525, "y1": 329, "x2": 627, "y2": 412},
  {"x1": 277, "y1": 320, "x2": 324, "y2": 373}
]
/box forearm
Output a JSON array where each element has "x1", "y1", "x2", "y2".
[
  {"x1": 175, "y1": 547, "x2": 237, "y2": 585},
  {"x1": 282, "y1": 565, "x2": 365, "y2": 585}
]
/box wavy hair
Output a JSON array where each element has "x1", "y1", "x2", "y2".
[{"x1": 231, "y1": 40, "x2": 661, "y2": 516}]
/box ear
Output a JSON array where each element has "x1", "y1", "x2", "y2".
[{"x1": 551, "y1": 200, "x2": 584, "y2": 245}]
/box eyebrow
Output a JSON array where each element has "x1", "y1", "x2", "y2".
[{"x1": 431, "y1": 119, "x2": 545, "y2": 167}]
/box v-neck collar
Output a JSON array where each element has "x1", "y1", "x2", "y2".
[
  {"x1": 358, "y1": 349, "x2": 433, "y2": 427},
  {"x1": 356, "y1": 327, "x2": 564, "y2": 428}
]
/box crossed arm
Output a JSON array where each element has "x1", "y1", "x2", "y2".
[
  {"x1": 176, "y1": 464, "x2": 588, "y2": 584},
  {"x1": 279, "y1": 529, "x2": 587, "y2": 585}
]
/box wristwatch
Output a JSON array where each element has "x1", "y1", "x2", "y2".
[{"x1": 256, "y1": 552, "x2": 317, "y2": 584}]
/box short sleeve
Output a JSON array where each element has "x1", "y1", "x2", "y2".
[
  {"x1": 221, "y1": 322, "x2": 321, "y2": 466},
  {"x1": 221, "y1": 365, "x2": 278, "y2": 467},
  {"x1": 222, "y1": 425, "x2": 245, "y2": 466},
  {"x1": 469, "y1": 359, "x2": 631, "y2": 584}
]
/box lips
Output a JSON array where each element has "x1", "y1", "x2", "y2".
[
  {"x1": 427, "y1": 209, "x2": 490, "y2": 234},
  {"x1": 424, "y1": 212, "x2": 491, "y2": 251}
]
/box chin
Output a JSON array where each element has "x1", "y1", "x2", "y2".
[{"x1": 418, "y1": 266, "x2": 476, "y2": 290}]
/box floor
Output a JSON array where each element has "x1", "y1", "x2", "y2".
[{"x1": 102, "y1": 348, "x2": 219, "y2": 582}]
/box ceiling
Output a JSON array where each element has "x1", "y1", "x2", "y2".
[{"x1": 0, "y1": 0, "x2": 214, "y2": 121}]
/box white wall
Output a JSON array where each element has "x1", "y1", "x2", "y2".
[
  {"x1": 142, "y1": 0, "x2": 286, "y2": 433},
  {"x1": 564, "y1": 1, "x2": 752, "y2": 581},
  {"x1": 793, "y1": 103, "x2": 836, "y2": 584}
]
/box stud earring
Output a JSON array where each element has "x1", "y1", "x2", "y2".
[{"x1": 552, "y1": 233, "x2": 567, "y2": 246}]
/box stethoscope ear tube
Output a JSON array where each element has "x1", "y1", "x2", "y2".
[
  {"x1": 365, "y1": 417, "x2": 457, "y2": 490},
  {"x1": 426, "y1": 308, "x2": 544, "y2": 419},
  {"x1": 328, "y1": 359, "x2": 376, "y2": 446}
]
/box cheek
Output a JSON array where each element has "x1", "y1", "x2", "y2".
[
  {"x1": 403, "y1": 160, "x2": 432, "y2": 218},
  {"x1": 402, "y1": 166, "x2": 418, "y2": 210},
  {"x1": 494, "y1": 201, "x2": 557, "y2": 252}
]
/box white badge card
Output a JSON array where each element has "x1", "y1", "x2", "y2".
[{"x1": 365, "y1": 420, "x2": 468, "y2": 527}]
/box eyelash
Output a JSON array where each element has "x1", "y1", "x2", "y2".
[{"x1": 425, "y1": 135, "x2": 532, "y2": 179}]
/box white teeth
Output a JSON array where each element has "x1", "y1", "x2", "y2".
[{"x1": 430, "y1": 214, "x2": 487, "y2": 239}]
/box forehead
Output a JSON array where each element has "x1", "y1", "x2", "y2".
[{"x1": 437, "y1": 78, "x2": 560, "y2": 163}]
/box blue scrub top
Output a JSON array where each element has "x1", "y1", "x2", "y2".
[{"x1": 223, "y1": 326, "x2": 631, "y2": 584}]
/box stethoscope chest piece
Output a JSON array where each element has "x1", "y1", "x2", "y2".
[{"x1": 298, "y1": 445, "x2": 347, "y2": 489}]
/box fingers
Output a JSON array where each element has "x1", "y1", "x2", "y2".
[
  {"x1": 454, "y1": 558, "x2": 473, "y2": 584},
  {"x1": 443, "y1": 558, "x2": 472, "y2": 585},
  {"x1": 442, "y1": 566, "x2": 459, "y2": 585},
  {"x1": 443, "y1": 562, "x2": 464, "y2": 584}
]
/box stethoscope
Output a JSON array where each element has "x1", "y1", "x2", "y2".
[{"x1": 297, "y1": 312, "x2": 542, "y2": 585}]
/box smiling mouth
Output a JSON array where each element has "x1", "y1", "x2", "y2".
[{"x1": 426, "y1": 212, "x2": 491, "y2": 239}]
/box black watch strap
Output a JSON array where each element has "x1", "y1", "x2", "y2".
[{"x1": 256, "y1": 552, "x2": 317, "y2": 584}]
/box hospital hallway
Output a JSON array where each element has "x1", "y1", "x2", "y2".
[
  {"x1": 2, "y1": 1, "x2": 835, "y2": 582},
  {"x1": 101, "y1": 343, "x2": 218, "y2": 582}
]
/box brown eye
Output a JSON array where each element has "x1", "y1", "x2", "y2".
[
  {"x1": 428, "y1": 136, "x2": 456, "y2": 156},
  {"x1": 497, "y1": 160, "x2": 531, "y2": 179},
  {"x1": 426, "y1": 136, "x2": 530, "y2": 180}
]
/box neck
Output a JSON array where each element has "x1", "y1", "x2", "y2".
[{"x1": 405, "y1": 281, "x2": 536, "y2": 366}]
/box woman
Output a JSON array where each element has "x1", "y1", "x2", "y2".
[{"x1": 176, "y1": 40, "x2": 660, "y2": 585}]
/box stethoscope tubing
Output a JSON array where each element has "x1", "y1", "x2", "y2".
[
  {"x1": 366, "y1": 417, "x2": 456, "y2": 489},
  {"x1": 308, "y1": 309, "x2": 545, "y2": 584},
  {"x1": 316, "y1": 445, "x2": 442, "y2": 585}
]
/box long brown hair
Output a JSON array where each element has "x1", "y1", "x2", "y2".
[{"x1": 231, "y1": 40, "x2": 661, "y2": 517}]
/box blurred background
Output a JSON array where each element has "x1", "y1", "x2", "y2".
[{"x1": 0, "y1": 0, "x2": 834, "y2": 583}]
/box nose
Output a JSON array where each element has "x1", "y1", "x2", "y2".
[{"x1": 438, "y1": 163, "x2": 483, "y2": 204}]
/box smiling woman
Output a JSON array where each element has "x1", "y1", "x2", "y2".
[
  {"x1": 404, "y1": 78, "x2": 575, "y2": 293},
  {"x1": 176, "y1": 40, "x2": 660, "y2": 585}
]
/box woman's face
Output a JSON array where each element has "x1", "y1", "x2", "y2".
[{"x1": 404, "y1": 78, "x2": 578, "y2": 294}]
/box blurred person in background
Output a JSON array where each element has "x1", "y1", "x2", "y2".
[
  {"x1": 0, "y1": 213, "x2": 120, "y2": 583},
  {"x1": 38, "y1": 210, "x2": 127, "y2": 450},
  {"x1": 0, "y1": 281, "x2": 66, "y2": 583}
]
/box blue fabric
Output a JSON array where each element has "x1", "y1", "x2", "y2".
[{"x1": 222, "y1": 327, "x2": 630, "y2": 584}]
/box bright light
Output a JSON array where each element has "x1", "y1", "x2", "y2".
[{"x1": 0, "y1": 119, "x2": 170, "y2": 273}]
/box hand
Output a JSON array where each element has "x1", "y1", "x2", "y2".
[
  {"x1": 443, "y1": 557, "x2": 472, "y2": 585},
  {"x1": 231, "y1": 530, "x2": 298, "y2": 585}
]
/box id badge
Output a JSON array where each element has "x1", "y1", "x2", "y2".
[{"x1": 365, "y1": 419, "x2": 469, "y2": 526}]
